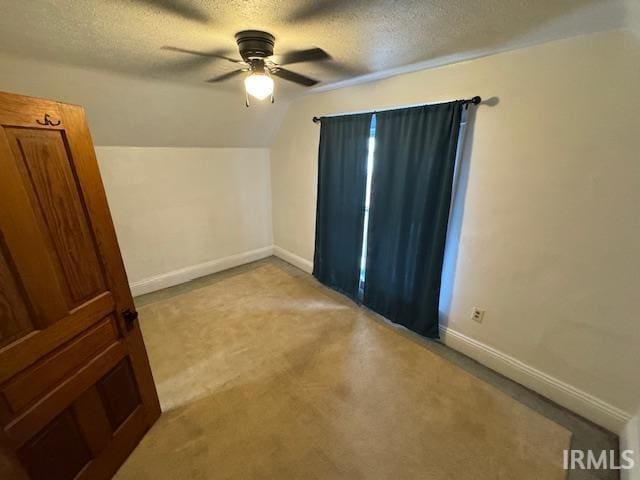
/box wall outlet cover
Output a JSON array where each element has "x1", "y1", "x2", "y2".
[{"x1": 471, "y1": 307, "x2": 485, "y2": 323}]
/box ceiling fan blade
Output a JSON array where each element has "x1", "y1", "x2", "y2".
[
  {"x1": 205, "y1": 70, "x2": 245, "y2": 83},
  {"x1": 154, "y1": 56, "x2": 213, "y2": 73},
  {"x1": 277, "y1": 48, "x2": 331, "y2": 66},
  {"x1": 271, "y1": 68, "x2": 319, "y2": 87},
  {"x1": 130, "y1": 0, "x2": 209, "y2": 23},
  {"x1": 161, "y1": 46, "x2": 244, "y2": 64}
]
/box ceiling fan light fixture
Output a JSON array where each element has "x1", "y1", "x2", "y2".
[
  {"x1": 244, "y1": 71, "x2": 274, "y2": 100},
  {"x1": 164, "y1": 30, "x2": 325, "y2": 104}
]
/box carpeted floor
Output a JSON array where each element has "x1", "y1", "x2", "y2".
[{"x1": 115, "y1": 261, "x2": 571, "y2": 479}]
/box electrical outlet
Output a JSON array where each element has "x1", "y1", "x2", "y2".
[{"x1": 471, "y1": 307, "x2": 485, "y2": 323}]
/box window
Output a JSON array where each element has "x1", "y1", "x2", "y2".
[{"x1": 357, "y1": 115, "x2": 377, "y2": 300}]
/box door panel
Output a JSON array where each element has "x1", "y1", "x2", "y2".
[
  {"x1": 18, "y1": 410, "x2": 93, "y2": 480},
  {"x1": 0, "y1": 91, "x2": 160, "y2": 479},
  {"x1": 0, "y1": 126, "x2": 69, "y2": 327},
  {"x1": 5, "y1": 340, "x2": 129, "y2": 448},
  {"x1": 5, "y1": 128, "x2": 106, "y2": 305},
  {"x1": 2, "y1": 317, "x2": 119, "y2": 414},
  {"x1": 0, "y1": 292, "x2": 115, "y2": 383},
  {"x1": 73, "y1": 386, "x2": 115, "y2": 456},
  {"x1": 0, "y1": 237, "x2": 34, "y2": 348},
  {"x1": 97, "y1": 360, "x2": 141, "y2": 431}
]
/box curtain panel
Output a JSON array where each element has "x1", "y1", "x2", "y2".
[
  {"x1": 363, "y1": 101, "x2": 463, "y2": 337},
  {"x1": 313, "y1": 112, "x2": 373, "y2": 300}
]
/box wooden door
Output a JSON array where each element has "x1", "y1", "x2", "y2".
[{"x1": 0, "y1": 92, "x2": 160, "y2": 480}]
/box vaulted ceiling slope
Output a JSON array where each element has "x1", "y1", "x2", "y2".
[
  {"x1": 0, "y1": 0, "x2": 634, "y2": 147},
  {"x1": 0, "y1": 52, "x2": 289, "y2": 147},
  {"x1": 0, "y1": 0, "x2": 631, "y2": 96}
]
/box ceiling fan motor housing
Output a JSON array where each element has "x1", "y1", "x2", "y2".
[{"x1": 235, "y1": 30, "x2": 275, "y2": 61}]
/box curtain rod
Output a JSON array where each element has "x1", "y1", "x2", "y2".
[{"x1": 311, "y1": 96, "x2": 481, "y2": 123}]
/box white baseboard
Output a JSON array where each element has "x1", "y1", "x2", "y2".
[
  {"x1": 129, "y1": 244, "x2": 631, "y2": 434},
  {"x1": 270, "y1": 246, "x2": 630, "y2": 432},
  {"x1": 439, "y1": 326, "x2": 631, "y2": 434},
  {"x1": 621, "y1": 413, "x2": 640, "y2": 480},
  {"x1": 273, "y1": 245, "x2": 313, "y2": 273},
  {"x1": 129, "y1": 246, "x2": 274, "y2": 297}
]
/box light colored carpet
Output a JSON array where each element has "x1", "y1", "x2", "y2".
[{"x1": 115, "y1": 262, "x2": 571, "y2": 479}]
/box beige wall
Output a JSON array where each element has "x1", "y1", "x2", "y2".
[
  {"x1": 627, "y1": 0, "x2": 640, "y2": 36},
  {"x1": 621, "y1": 407, "x2": 640, "y2": 480},
  {"x1": 0, "y1": 52, "x2": 289, "y2": 147},
  {"x1": 270, "y1": 29, "x2": 640, "y2": 429},
  {"x1": 0, "y1": 53, "x2": 279, "y2": 294},
  {"x1": 96, "y1": 147, "x2": 273, "y2": 290},
  {"x1": 0, "y1": 23, "x2": 636, "y2": 432}
]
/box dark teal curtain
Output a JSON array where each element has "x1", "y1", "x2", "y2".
[
  {"x1": 313, "y1": 113, "x2": 373, "y2": 300},
  {"x1": 363, "y1": 101, "x2": 463, "y2": 337}
]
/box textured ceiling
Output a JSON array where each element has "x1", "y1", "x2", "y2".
[{"x1": 0, "y1": 0, "x2": 629, "y2": 97}]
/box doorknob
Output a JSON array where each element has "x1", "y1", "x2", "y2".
[{"x1": 122, "y1": 309, "x2": 139, "y2": 330}]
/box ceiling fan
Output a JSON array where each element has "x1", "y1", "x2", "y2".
[{"x1": 163, "y1": 30, "x2": 330, "y2": 106}]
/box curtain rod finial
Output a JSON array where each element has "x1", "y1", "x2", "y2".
[
  {"x1": 312, "y1": 116, "x2": 321, "y2": 123},
  {"x1": 471, "y1": 96, "x2": 481, "y2": 105}
]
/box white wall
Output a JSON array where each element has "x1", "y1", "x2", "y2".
[
  {"x1": 270, "y1": 29, "x2": 640, "y2": 432},
  {"x1": 96, "y1": 147, "x2": 273, "y2": 294}
]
